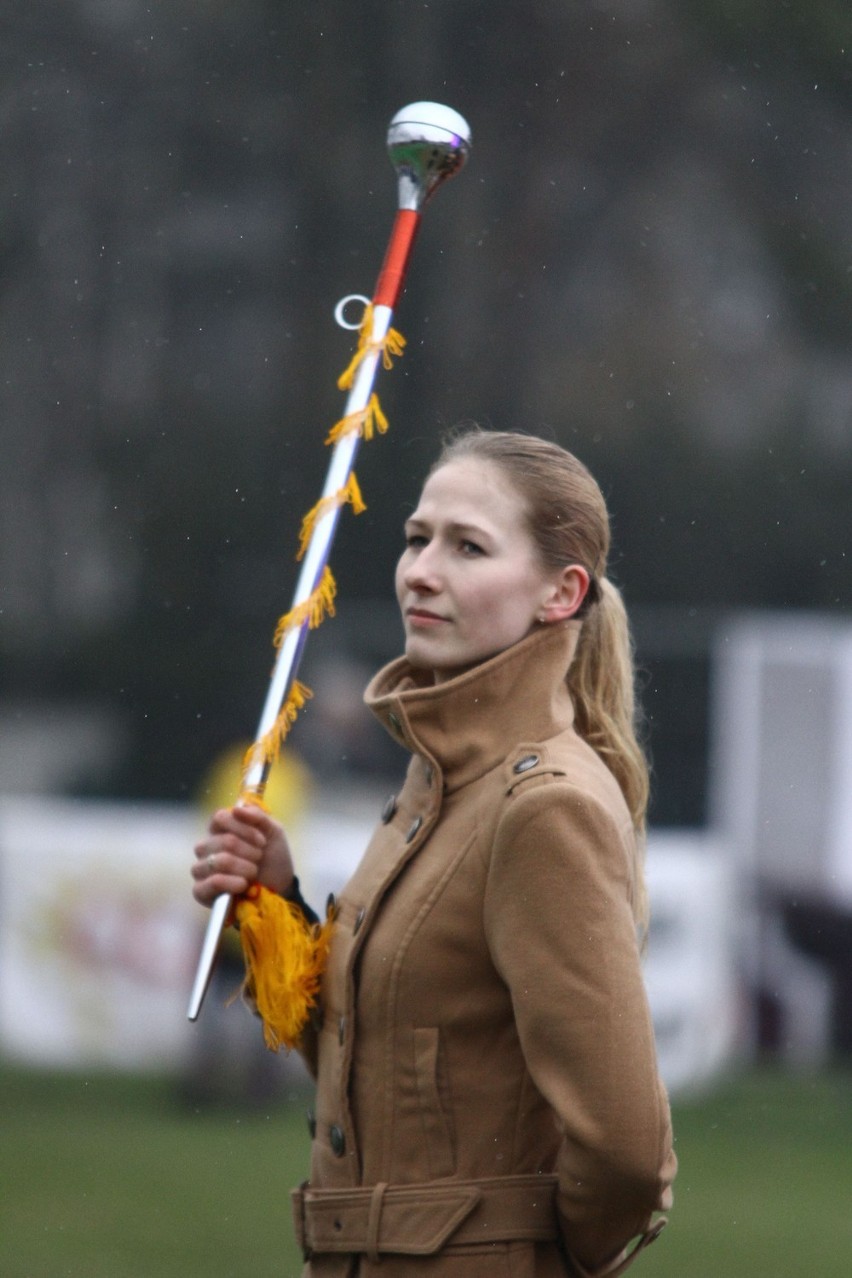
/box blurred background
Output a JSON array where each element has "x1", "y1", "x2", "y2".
[{"x1": 1, "y1": 1, "x2": 850, "y2": 1274}]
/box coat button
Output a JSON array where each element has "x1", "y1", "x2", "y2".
[
  {"x1": 353, "y1": 906, "x2": 366, "y2": 934},
  {"x1": 513, "y1": 754, "x2": 540, "y2": 774},
  {"x1": 381, "y1": 794, "x2": 397, "y2": 823},
  {"x1": 329, "y1": 1124, "x2": 346, "y2": 1157},
  {"x1": 405, "y1": 816, "x2": 423, "y2": 842}
]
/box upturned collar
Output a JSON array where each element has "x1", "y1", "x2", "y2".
[{"x1": 365, "y1": 621, "x2": 581, "y2": 793}]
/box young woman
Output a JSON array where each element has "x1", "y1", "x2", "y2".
[{"x1": 192, "y1": 429, "x2": 676, "y2": 1277}]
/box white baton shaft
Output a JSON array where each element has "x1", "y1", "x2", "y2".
[{"x1": 187, "y1": 102, "x2": 471, "y2": 1022}]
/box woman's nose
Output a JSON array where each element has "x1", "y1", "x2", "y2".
[{"x1": 404, "y1": 544, "x2": 442, "y2": 592}]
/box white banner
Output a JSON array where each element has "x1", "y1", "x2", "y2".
[
  {"x1": 0, "y1": 794, "x2": 741, "y2": 1091},
  {"x1": 0, "y1": 796, "x2": 201, "y2": 1068}
]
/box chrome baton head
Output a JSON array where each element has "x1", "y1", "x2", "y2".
[{"x1": 387, "y1": 102, "x2": 471, "y2": 212}]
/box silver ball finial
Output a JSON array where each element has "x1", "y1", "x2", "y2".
[{"x1": 387, "y1": 102, "x2": 471, "y2": 212}]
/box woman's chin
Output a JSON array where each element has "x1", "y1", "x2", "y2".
[{"x1": 404, "y1": 641, "x2": 435, "y2": 672}]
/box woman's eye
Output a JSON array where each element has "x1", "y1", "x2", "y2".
[
  {"x1": 406, "y1": 533, "x2": 428, "y2": 549},
  {"x1": 460, "y1": 540, "x2": 485, "y2": 556}
]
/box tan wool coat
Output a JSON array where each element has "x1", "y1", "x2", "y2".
[{"x1": 292, "y1": 622, "x2": 676, "y2": 1278}]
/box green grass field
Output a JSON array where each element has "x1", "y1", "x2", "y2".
[{"x1": 2, "y1": 1063, "x2": 850, "y2": 1276}]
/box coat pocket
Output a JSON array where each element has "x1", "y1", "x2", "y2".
[{"x1": 413, "y1": 1026, "x2": 456, "y2": 1178}]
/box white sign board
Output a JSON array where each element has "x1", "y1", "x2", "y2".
[{"x1": 0, "y1": 796, "x2": 201, "y2": 1068}]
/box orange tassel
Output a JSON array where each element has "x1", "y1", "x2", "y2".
[
  {"x1": 296, "y1": 473, "x2": 367, "y2": 562},
  {"x1": 234, "y1": 884, "x2": 334, "y2": 1052},
  {"x1": 343, "y1": 471, "x2": 367, "y2": 514},
  {"x1": 272, "y1": 566, "x2": 337, "y2": 649},
  {"x1": 242, "y1": 680, "x2": 313, "y2": 777},
  {"x1": 325, "y1": 393, "x2": 389, "y2": 445},
  {"x1": 337, "y1": 303, "x2": 407, "y2": 391},
  {"x1": 379, "y1": 325, "x2": 406, "y2": 370}
]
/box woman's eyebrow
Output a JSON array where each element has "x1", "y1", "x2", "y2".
[
  {"x1": 405, "y1": 515, "x2": 495, "y2": 540},
  {"x1": 445, "y1": 520, "x2": 493, "y2": 539}
]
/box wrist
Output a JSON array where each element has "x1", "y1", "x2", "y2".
[
  {"x1": 280, "y1": 876, "x2": 320, "y2": 926},
  {"x1": 280, "y1": 875, "x2": 300, "y2": 901}
]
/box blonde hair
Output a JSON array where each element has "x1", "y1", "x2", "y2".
[{"x1": 433, "y1": 428, "x2": 649, "y2": 934}]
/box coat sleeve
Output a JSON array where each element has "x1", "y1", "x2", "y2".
[{"x1": 483, "y1": 774, "x2": 676, "y2": 1275}]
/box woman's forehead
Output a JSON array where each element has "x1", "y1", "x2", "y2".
[{"x1": 414, "y1": 458, "x2": 527, "y2": 524}]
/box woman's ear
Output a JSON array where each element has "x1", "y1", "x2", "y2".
[{"x1": 538, "y1": 565, "x2": 591, "y2": 623}]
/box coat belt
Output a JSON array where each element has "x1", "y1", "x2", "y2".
[{"x1": 292, "y1": 1173, "x2": 560, "y2": 1261}]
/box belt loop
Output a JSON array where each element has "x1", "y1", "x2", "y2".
[
  {"x1": 290, "y1": 1182, "x2": 310, "y2": 1260},
  {"x1": 366, "y1": 1181, "x2": 388, "y2": 1263}
]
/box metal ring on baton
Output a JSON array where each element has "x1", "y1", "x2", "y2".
[
  {"x1": 187, "y1": 102, "x2": 471, "y2": 1023},
  {"x1": 334, "y1": 294, "x2": 371, "y2": 330}
]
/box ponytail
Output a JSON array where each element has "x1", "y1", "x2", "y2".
[{"x1": 568, "y1": 579, "x2": 650, "y2": 937}]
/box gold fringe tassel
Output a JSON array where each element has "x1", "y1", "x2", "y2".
[
  {"x1": 325, "y1": 393, "x2": 389, "y2": 446},
  {"x1": 234, "y1": 884, "x2": 334, "y2": 1052},
  {"x1": 221, "y1": 309, "x2": 406, "y2": 1054},
  {"x1": 241, "y1": 680, "x2": 314, "y2": 778},
  {"x1": 272, "y1": 566, "x2": 337, "y2": 649},
  {"x1": 296, "y1": 472, "x2": 367, "y2": 562},
  {"x1": 337, "y1": 303, "x2": 407, "y2": 391}
]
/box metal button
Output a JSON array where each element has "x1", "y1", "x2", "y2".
[
  {"x1": 338, "y1": 1014, "x2": 346, "y2": 1045},
  {"x1": 306, "y1": 1109, "x2": 316, "y2": 1138},
  {"x1": 513, "y1": 754, "x2": 540, "y2": 774},
  {"x1": 388, "y1": 711, "x2": 402, "y2": 735},
  {"x1": 329, "y1": 1124, "x2": 346, "y2": 1157},
  {"x1": 381, "y1": 794, "x2": 397, "y2": 823},
  {"x1": 353, "y1": 906, "x2": 366, "y2": 934},
  {"x1": 405, "y1": 816, "x2": 423, "y2": 842}
]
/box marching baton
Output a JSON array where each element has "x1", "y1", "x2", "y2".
[{"x1": 187, "y1": 102, "x2": 471, "y2": 1022}]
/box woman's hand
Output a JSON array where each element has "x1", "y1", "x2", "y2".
[{"x1": 191, "y1": 805, "x2": 295, "y2": 906}]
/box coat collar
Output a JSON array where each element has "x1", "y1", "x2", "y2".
[{"x1": 365, "y1": 621, "x2": 581, "y2": 793}]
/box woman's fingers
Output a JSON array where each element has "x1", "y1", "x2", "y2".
[
  {"x1": 208, "y1": 805, "x2": 269, "y2": 848},
  {"x1": 191, "y1": 805, "x2": 294, "y2": 905},
  {"x1": 192, "y1": 873, "x2": 250, "y2": 905}
]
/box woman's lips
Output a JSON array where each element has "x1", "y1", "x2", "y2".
[{"x1": 406, "y1": 608, "x2": 447, "y2": 625}]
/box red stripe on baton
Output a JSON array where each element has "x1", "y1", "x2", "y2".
[{"x1": 373, "y1": 209, "x2": 422, "y2": 310}]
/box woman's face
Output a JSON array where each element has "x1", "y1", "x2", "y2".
[{"x1": 395, "y1": 458, "x2": 569, "y2": 683}]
